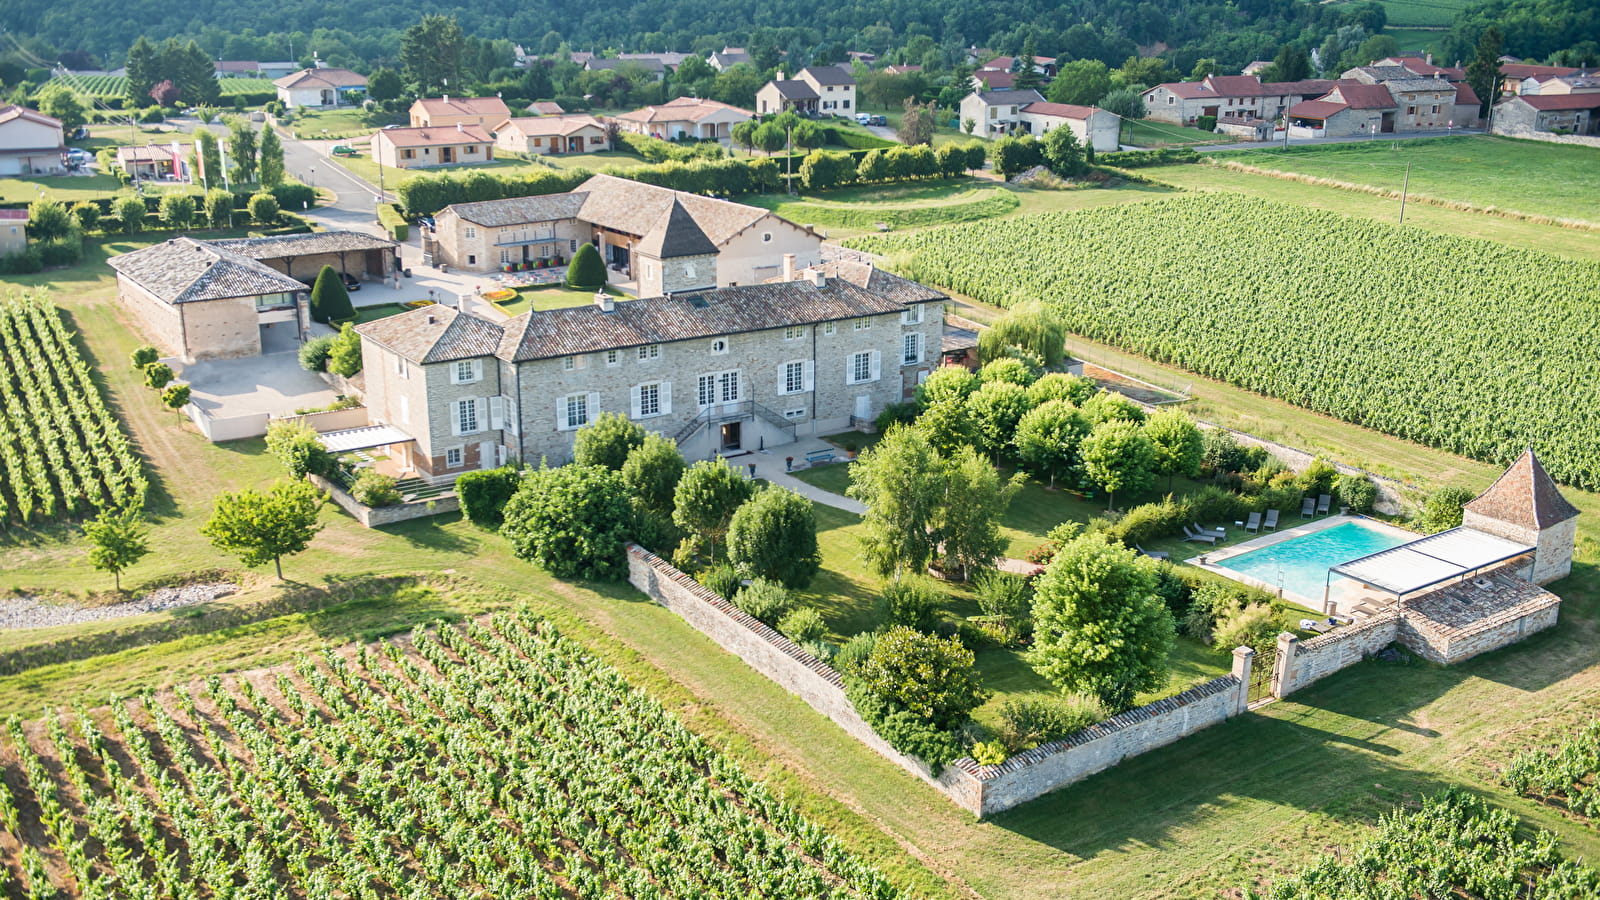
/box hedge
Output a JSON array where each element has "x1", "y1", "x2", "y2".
[
  {"x1": 396, "y1": 167, "x2": 590, "y2": 216},
  {"x1": 1097, "y1": 148, "x2": 1201, "y2": 168},
  {"x1": 378, "y1": 203, "x2": 409, "y2": 241}
]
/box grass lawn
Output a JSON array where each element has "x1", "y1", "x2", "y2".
[
  {"x1": 7, "y1": 224, "x2": 1600, "y2": 896},
  {"x1": 0, "y1": 173, "x2": 127, "y2": 204},
  {"x1": 1150, "y1": 162, "x2": 1600, "y2": 262},
  {"x1": 492, "y1": 282, "x2": 616, "y2": 316},
  {"x1": 352, "y1": 302, "x2": 414, "y2": 324},
  {"x1": 289, "y1": 107, "x2": 386, "y2": 140},
  {"x1": 1208, "y1": 135, "x2": 1600, "y2": 225},
  {"x1": 538, "y1": 150, "x2": 649, "y2": 171},
  {"x1": 1122, "y1": 119, "x2": 1232, "y2": 148}
]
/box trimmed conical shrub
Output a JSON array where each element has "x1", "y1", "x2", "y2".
[
  {"x1": 565, "y1": 242, "x2": 608, "y2": 291},
  {"x1": 309, "y1": 265, "x2": 354, "y2": 324}
]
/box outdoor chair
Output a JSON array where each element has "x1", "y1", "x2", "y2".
[
  {"x1": 1193, "y1": 522, "x2": 1225, "y2": 538},
  {"x1": 1263, "y1": 509, "x2": 1280, "y2": 531},
  {"x1": 1136, "y1": 544, "x2": 1170, "y2": 561},
  {"x1": 1317, "y1": 493, "x2": 1333, "y2": 515},
  {"x1": 1182, "y1": 524, "x2": 1219, "y2": 544},
  {"x1": 1300, "y1": 498, "x2": 1317, "y2": 518},
  {"x1": 1245, "y1": 512, "x2": 1263, "y2": 533}
]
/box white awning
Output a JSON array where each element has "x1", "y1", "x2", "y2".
[
  {"x1": 317, "y1": 424, "x2": 415, "y2": 454},
  {"x1": 1330, "y1": 527, "x2": 1533, "y2": 597}
]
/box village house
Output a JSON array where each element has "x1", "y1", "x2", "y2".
[
  {"x1": 755, "y1": 79, "x2": 820, "y2": 115},
  {"x1": 428, "y1": 174, "x2": 823, "y2": 290},
  {"x1": 0, "y1": 209, "x2": 26, "y2": 256},
  {"x1": 1018, "y1": 101, "x2": 1121, "y2": 152},
  {"x1": 0, "y1": 105, "x2": 65, "y2": 176},
  {"x1": 272, "y1": 67, "x2": 368, "y2": 108},
  {"x1": 584, "y1": 57, "x2": 667, "y2": 81},
  {"x1": 707, "y1": 47, "x2": 751, "y2": 72},
  {"x1": 796, "y1": 66, "x2": 856, "y2": 114},
  {"x1": 348, "y1": 259, "x2": 946, "y2": 481},
  {"x1": 978, "y1": 56, "x2": 1057, "y2": 77},
  {"x1": 525, "y1": 101, "x2": 566, "y2": 116},
  {"x1": 1141, "y1": 75, "x2": 1334, "y2": 126},
  {"x1": 883, "y1": 64, "x2": 922, "y2": 76},
  {"x1": 612, "y1": 97, "x2": 752, "y2": 144},
  {"x1": 110, "y1": 232, "x2": 398, "y2": 362},
  {"x1": 373, "y1": 124, "x2": 495, "y2": 170},
  {"x1": 494, "y1": 115, "x2": 610, "y2": 156},
  {"x1": 1498, "y1": 62, "x2": 1584, "y2": 96},
  {"x1": 1516, "y1": 74, "x2": 1600, "y2": 96},
  {"x1": 1287, "y1": 82, "x2": 1398, "y2": 137},
  {"x1": 971, "y1": 70, "x2": 1017, "y2": 91},
  {"x1": 113, "y1": 145, "x2": 179, "y2": 181},
  {"x1": 958, "y1": 89, "x2": 1044, "y2": 137},
  {"x1": 1492, "y1": 93, "x2": 1600, "y2": 136},
  {"x1": 409, "y1": 96, "x2": 512, "y2": 130}
]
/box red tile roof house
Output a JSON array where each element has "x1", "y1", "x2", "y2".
[
  {"x1": 114, "y1": 145, "x2": 179, "y2": 181},
  {"x1": 1140, "y1": 75, "x2": 1333, "y2": 126},
  {"x1": 1017, "y1": 101, "x2": 1122, "y2": 152},
  {"x1": 373, "y1": 124, "x2": 495, "y2": 170},
  {"x1": 272, "y1": 67, "x2": 368, "y2": 109},
  {"x1": 525, "y1": 101, "x2": 566, "y2": 116},
  {"x1": 1492, "y1": 92, "x2": 1600, "y2": 137},
  {"x1": 613, "y1": 97, "x2": 753, "y2": 144},
  {"x1": 1287, "y1": 82, "x2": 1398, "y2": 138},
  {"x1": 493, "y1": 115, "x2": 610, "y2": 156},
  {"x1": 408, "y1": 96, "x2": 512, "y2": 130}
]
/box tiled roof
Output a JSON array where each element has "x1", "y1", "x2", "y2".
[
  {"x1": 1205, "y1": 75, "x2": 1264, "y2": 96},
  {"x1": 1347, "y1": 65, "x2": 1416, "y2": 83},
  {"x1": 766, "y1": 80, "x2": 820, "y2": 101},
  {"x1": 1288, "y1": 99, "x2": 1349, "y2": 119},
  {"x1": 413, "y1": 96, "x2": 511, "y2": 120},
  {"x1": 1147, "y1": 81, "x2": 1215, "y2": 100},
  {"x1": 620, "y1": 52, "x2": 689, "y2": 65},
  {"x1": 973, "y1": 71, "x2": 1016, "y2": 89},
  {"x1": 1286, "y1": 99, "x2": 1350, "y2": 118},
  {"x1": 0, "y1": 209, "x2": 28, "y2": 221},
  {"x1": 0, "y1": 105, "x2": 62, "y2": 129},
  {"x1": 444, "y1": 193, "x2": 589, "y2": 227},
  {"x1": 800, "y1": 65, "x2": 855, "y2": 86},
  {"x1": 636, "y1": 200, "x2": 718, "y2": 259},
  {"x1": 495, "y1": 115, "x2": 605, "y2": 137},
  {"x1": 209, "y1": 231, "x2": 398, "y2": 260},
  {"x1": 1510, "y1": 93, "x2": 1600, "y2": 110},
  {"x1": 1455, "y1": 83, "x2": 1481, "y2": 105},
  {"x1": 498, "y1": 278, "x2": 910, "y2": 361},
  {"x1": 115, "y1": 145, "x2": 175, "y2": 162},
  {"x1": 1386, "y1": 77, "x2": 1455, "y2": 93},
  {"x1": 109, "y1": 238, "x2": 305, "y2": 304},
  {"x1": 1330, "y1": 82, "x2": 1397, "y2": 109},
  {"x1": 587, "y1": 57, "x2": 665, "y2": 73},
  {"x1": 883, "y1": 65, "x2": 923, "y2": 75},
  {"x1": 375, "y1": 124, "x2": 493, "y2": 147},
  {"x1": 215, "y1": 61, "x2": 260, "y2": 73},
  {"x1": 1021, "y1": 101, "x2": 1100, "y2": 120},
  {"x1": 1262, "y1": 79, "x2": 1336, "y2": 95},
  {"x1": 815, "y1": 259, "x2": 947, "y2": 304},
  {"x1": 575, "y1": 173, "x2": 771, "y2": 246},
  {"x1": 525, "y1": 101, "x2": 566, "y2": 115},
  {"x1": 1501, "y1": 63, "x2": 1579, "y2": 79},
  {"x1": 977, "y1": 89, "x2": 1047, "y2": 106},
  {"x1": 356, "y1": 304, "x2": 505, "y2": 364},
  {"x1": 273, "y1": 67, "x2": 367, "y2": 90},
  {"x1": 615, "y1": 97, "x2": 751, "y2": 123},
  {"x1": 980, "y1": 57, "x2": 1016, "y2": 71},
  {"x1": 1464, "y1": 448, "x2": 1580, "y2": 530}
]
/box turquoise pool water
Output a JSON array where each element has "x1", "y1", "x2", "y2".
[{"x1": 1212, "y1": 521, "x2": 1411, "y2": 601}]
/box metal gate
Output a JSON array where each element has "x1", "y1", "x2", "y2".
[{"x1": 1247, "y1": 645, "x2": 1277, "y2": 704}]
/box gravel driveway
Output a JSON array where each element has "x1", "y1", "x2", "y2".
[{"x1": 0, "y1": 583, "x2": 237, "y2": 630}]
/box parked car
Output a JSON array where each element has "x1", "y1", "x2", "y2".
[
  {"x1": 342, "y1": 272, "x2": 360, "y2": 291},
  {"x1": 870, "y1": 114, "x2": 888, "y2": 126},
  {"x1": 331, "y1": 145, "x2": 356, "y2": 157},
  {"x1": 855, "y1": 113, "x2": 871, "y2": 125}
]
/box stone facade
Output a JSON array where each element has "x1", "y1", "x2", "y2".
[
  {"x1": 116, "y1": 274, "x2": 190, "y2": 358},
  {"x1": 1272, "y1": 614, "x2": 1399, "y2": 698},
  {"x1": 433, "y1": 214, "x2": 586, "y2": 273}
]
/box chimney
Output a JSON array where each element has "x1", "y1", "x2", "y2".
[
  {"x1": 782, "y1": 253, "x2": 796, "y2": 281},
  {"x1": 443, "y1": 93, "x2": 449, "y2": 103},
  {"x1": 425, "y1": 313, "x2": 436, "y2": 325},
  {"x1": 808, "y1": 268, "x2": 826, "y2": 287},
  {"x1": 1426, "y1": 51, "x2": 1433, "y2": 66},
  {"x1": 594, "y1": 292, "x2": 614, "y2": 312},
  {"x1": 457, "y1": 121, "x2": 464, "y2": 133}
]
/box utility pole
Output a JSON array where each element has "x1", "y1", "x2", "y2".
[{"x1": 1398, "y1": 161, "x2": 1411, "y2": 224}]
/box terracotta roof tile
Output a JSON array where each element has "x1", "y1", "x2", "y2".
[
  {"x1": 356, "y1": 304, "x2": 505, "y2": 364},
  {"x1": 1509, "y1": 94, "x2": 1600, "y2": 111},
  {"x1": 273, "y1": 67, "x2": 367, "y2": 90},
  {"x1": 1464, "y1": 448, "x2": 1580, "y2": 530},
  {"x1": 1021, "y1": 101, "x2": 1100, "y2": 120},
  {"x1": 494, "y1": 115, "x2": 605, "y2": 137},
  {"x1": 375, "y1": 124, "x2": 493, "y2": 147},
  {"x1": 413, "y1": 96, "x2": 511, "y2": 119},
  {"x1": 444, "y1": 193, "x2": 589, "y2": 227}
]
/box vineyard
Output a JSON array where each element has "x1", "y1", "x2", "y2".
[
  {"x1": 44, "y1": 76, "x2": 274, "y2": 100},
  {"x1": 1504, "y1": 718, "x2": 1600, "y2": 825},
  {"x1": 1265, "y1": 790, "x2": 1600, "y2": 898},
  {"x1": 0, "y1": 611, "x2": 912, "y2": 899},
  {"x1": 0, "y1": 290, "x2": 145, "y2": 526},
  {"x1": 849, "y1": 195, "x2": 1600, "y2": 490}
]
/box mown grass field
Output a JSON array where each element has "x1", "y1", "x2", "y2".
[
  {"x1": 1208, "y1": 135, "x2": 1600, "y2": 225},
  {"x1": 5, "y1": 165, "x2": 1600, "y2": 897},
  {"x1": 1121, "y1": 119, "x2": 1232, "y2": 148}
]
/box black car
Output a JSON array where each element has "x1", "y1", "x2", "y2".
[
  {"x1": 870, "y1": 115, "x2": 888, "y2": 126},
  {"x1": 342, "y1": 272, "x2": 360, "y2": 291}
]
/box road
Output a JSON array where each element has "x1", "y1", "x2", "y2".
[{"x1": 277, "y1": 127, "x2": 388, "y2": 234}]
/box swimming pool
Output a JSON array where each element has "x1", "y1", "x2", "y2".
[{"x1": 1210, "y1": 520, "x2": 1412, "y2": 603}]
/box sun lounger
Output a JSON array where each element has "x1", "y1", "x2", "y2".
[
  {"x1": 1136, "y1": 543, "x2": 1170, "y2": 561},
  {"x1": 1317, "y1": 493, "x2": 1333, "y2": 515},
  {"x1": 1300, "y1": 498, "x2": 1316, "y2": 518},
  {"x1": 1182, "y1": 524, "x2": 1219, "y2": 544},
  {"x1": 1193, "y1": 522, "x2": 1225, "y2": 538},
  {"x1": 1263, "y1": 509, "x2": 1280, "y2": 531},
  {"x1": 1245, "y1": 511, "x2": 1263, "y2": 533}
]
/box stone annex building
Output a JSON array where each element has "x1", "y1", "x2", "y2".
[
  {"x1": 426, "y1": 174, "x2": 823, "y2": 295},
  {"x1": 352, "y1": 260, "x2": 945, "y2": 482}
]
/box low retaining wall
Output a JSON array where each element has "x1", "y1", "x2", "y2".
[
  {"x1": 1491, "y1": 126, "x2": 1600, "y2": 151},
  {"x1": 186, "y1": 403, "x2": 270, "y2": 442},
  {"x1": 1273, "y1": 613, "x2": 1399, "y2": 698},
  {"x1": 276, "y1": 406, "x2": 369, "y2": 433},
  {"x1": 310, "y1": 474, "x2": 460, "y2": 528},
  {"x1": 956, "y1": 656, "x2": 1251, "y2": 814},
  {"x1": 627, "y1": 545, "x2": 1259, "y2": 817}
]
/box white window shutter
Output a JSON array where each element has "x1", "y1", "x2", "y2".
[
  {"x1": 472, "y1": 359, "x2": 483, "y2": 383},
  {"x1": 869, "y1": 350, "x2": 881, "y2": 382},
  {"x1": 489, "y1": 396, "x2": 504, "y2": 430},
  {"x1": 630, "y1": 385, "x2": 642, "y2": 419},
  {"x1": 776, "y1": 366, "x2": 787, "y2": 396},
  {"x1": 660, "y1": 382, "x2": 672, "y2": 415},
  {"x1": 845, "y1": 357, "x2": 855, "y2": 384},
  {"x1": 556, "y1": 396, "x2": 567, "y2": 430},
  {"x1": 474, "y1": 398, "x2": 487, "y2": 434},
  {"x1": 449, "y1": 364, "x2": 462, "y2": 385},
  {"x1": 803, "y1": 361, "x2": 814, "y2": 392},
  {"x1": 588, "y1": 392, "x2": 601, "y2": 423},
  {"x1": 451, "y1": 400, "x2": 464, "y2": 436}
]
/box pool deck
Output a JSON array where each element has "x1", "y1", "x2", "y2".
[{"x1": 1187, "y1": 515, "x2": 1419, "y2": 614}]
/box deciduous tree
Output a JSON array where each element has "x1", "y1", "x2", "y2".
[
  {"x1": 257, "y1": 127, "x2": 285, "y2": 188},
  {"x1": 847, "y1": 425, "x2": 945, "y2": 578},
  {"x1": 500, "y1": 464, "x2": 636, "y2": 580},
  {"x1": 202, "y1": 480, "x2": 325, "y2": 580},
  {"x1": 727, "y1": 485, "x2": 821, "y2": 588},
  {"x1": 672, "y1": 459, "x2": 753, "y2": 560},
  {"x1": 1143, "y1": 408, "x2": 1204, "y2": 489},
  {"x1": 1029, "y1": 534, "x2": 1174, "y2": 712},
  {"x1": 1015, "y1": 400, "x2": 1091, "y2": 487},
  {"x1": 939, "y1": 447, "x2": 1024, "y2": 579},
  {"x1": 573, "y1": 412, "x2": 646, "y2": 471},
  {"x1": 1080, "y1": 419, "x2": 1157, "y2": 508},
  {"x1": 855, "y1": 625, "x2": 989, "y2": 730},
  {"x1": 84, "y1": 507, "x2": 150, "y2": 591}
]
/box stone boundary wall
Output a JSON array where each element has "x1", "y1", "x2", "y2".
[
  {"x1": 310, "y1": 474, "x2": 461, "y2": 528},
  {"x1": 1490, "y1": 125, "x2": 1600, "y2": 150},
  {"x1": 628, "y1": 544, "x2": 1263, "y2": 817},
  {"x1": 276, "y1": 406, "x2": 369, "y2": 434},
  {"x1": 1273, "y1": 613, "x2": 1400, "y2": 698},
  {"x1": 955, "y1": 658, "x2": 1251, "y2": 815},
  {"x1": 185, "y1": 402, "x2": 271, "y2": 442}
]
